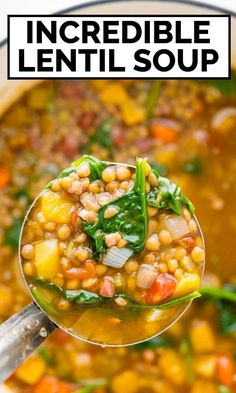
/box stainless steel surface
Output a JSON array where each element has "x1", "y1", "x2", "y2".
[{"x1": 0, "y1": 303, "x2": 56, "y2": 383}]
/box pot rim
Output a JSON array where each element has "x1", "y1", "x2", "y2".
[{"x1": 1, "y1": 0, "x2": 235, "y2": 48}]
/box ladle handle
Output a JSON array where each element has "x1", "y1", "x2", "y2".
[{"x1": 0, "y1": 302, "x2": 56, "y2": 383}]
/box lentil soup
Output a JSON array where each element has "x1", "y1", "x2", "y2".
[
  {"x1": 20, "y1": 156, "x2": 203, "y2": 345},
  {"x1": 0, "y1": 78, "x2": 236, "y2": 392}
]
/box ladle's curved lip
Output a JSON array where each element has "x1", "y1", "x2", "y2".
[{"x1": 19, "y1": 160, "x2": 205, "y2": 347}]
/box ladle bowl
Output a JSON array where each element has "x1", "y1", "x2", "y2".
[{"x1": 0, "y1": 161, "x2": 205, "y2": 383}]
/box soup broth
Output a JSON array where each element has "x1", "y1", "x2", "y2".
[{"x1": 0, "y1": 78, "x2": 235, "y2": 392}]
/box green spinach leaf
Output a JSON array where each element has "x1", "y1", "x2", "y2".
[
  {"x1": 72, "y1": 155, "x2": 106, "y2": 182},
  {"x1": 58, "y1": 167, "x2": 76, "y2": 179},
  {"x1": 200, "y1": 285, "x2": 236, "y2": 334},
  {"x1": 35, "y1": 279, "x2": 65, "y2": 296},
  {"x1": 132, "y1": 336, "x2": 170, "y2": 350},
  {"x1": 4, "y1": 218, "x2": 23, "y2": 249},
  {"x1": 200, "y1": 286, "x2": 236, "y2": 303},
  {"x1": 65, "y1": 290, "x2": 102, "y2": 304},
  {"x1": 38, "y1": 347, "x2": 52, "y2": 365},
  {"x1": 30, "y1": 285, "x2": 60, "y2": 317},
  {"x1": 35, "y1": 279, "x2": 103, "y2": 305},
  {"x1": 82, "y1": 119, "x2": 113, "y2": 154},
  {"x1": 218, "y1": 301, "x2": 236, "y2": 334},
  {"x1": 82, "y1": 157, "x2": 148, "y2": 257},
  {"x1": 46, "y1": 166, "x2": 76, "y2": 189},
  {"x1": 74, "y1": 379, "x2": 108, "y2": 393},
  {"x1": 180, "y1": 338, "x2": 194, "y2": 383},
  {"x1": 117, "y1": 291, "x2": 201, "y2": 310},
  {"x1": 47, "y1": 156, "x2": 106, "y2": 189},
  {"x1": 146, "y1": 81, "x2": 162, "y2": 118},
  {"x1": 34, "y1": 279, "x2": 200, "y2": 310},
  {"x1": 14, "y1": 189, "x2": 32, "y2": 204},
  {"x1": 147, "y1": 173, "x2": 195, "y2": 215}
]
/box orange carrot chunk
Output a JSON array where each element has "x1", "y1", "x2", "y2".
[
  {"x1": 150, "y1": 124, "x2": 178, "y2": 143},
  {"x1": 34, "y1": 376, "x2": 73, "y2": 393},
  {"x1": 85, "y1": 260, "x2": 96, "y2": 277},
  {"x1": 216, "y1": 355, "x2": 234, "y2": 386},
  {"x1": 0, "y1": 167, "x2": 10, "y2": 188}
]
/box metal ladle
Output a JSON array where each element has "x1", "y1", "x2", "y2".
[{"x1": 0, "y1": 161, "x2": 205, "y2": 383}]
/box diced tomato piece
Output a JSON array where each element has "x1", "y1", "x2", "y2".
[
  {"x1": 177, "y1": 236, "x2": 195, "y2": 251},
  {"x1": 100, "y1": 279, "x2": 115, "y2": 297},
  {"x1": 0, "y1": 168, "x2": 10, "y2": 188},
  {"x1": 147, "y1": 274, "x2": 177, "y2": 304},
  {"x1": 34, "y1": 376, "x2": 73, "y2": 393},
  {"x1": 216, "y1": 355, "x2": 234, "y2": 386},
  {"x1": 150, "y1": 124, "x2": 178, "y2": 143},
  {"x1": 84, "y1": 260, "x2": 96, "y2": 277}
]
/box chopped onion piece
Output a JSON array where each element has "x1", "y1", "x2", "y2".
[
  {"x1": 136, "y1": 264, "x2": 158, "y2": 289},
  {"x1": 165, "y1": 215, "x2": 190, "y2": 240},
  {"x1": 103, "y1": 246, "x2": 133, "y2": 268}
]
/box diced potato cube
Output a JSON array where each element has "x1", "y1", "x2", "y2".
[
  {"x1": 15, "y1": 356, "x2": 46, "y2": 385},
  {"x1": 190, "y1": 320, "x2": 215, "y2": 353},
  {"x1": 41, "y1": 191, "x2": 73, "y2": 224},
  {"x1": 165, "y1": 215, "x2": 190, "y2": 240},
  {"x1": 121, "y1": 101, "x2": 146, "y2": 126},
  {"x1": 101, "y1": 83, "x2": 128, "y2": 105},
  {"x1": 175, "y1": 274, "x2": 200, "y2": 296},
  {"x1": 0, "y1": 285, "x2": 12, "y2": 317},
  {"x1": 35, "y1": 239, "x2": 60, "y2": 279},
  {"x1": 158, "y1": 349, "x2": 186, "y2": 385},
  {"x1": 194, "y1": 355, "x2": 216, "y2": 378},
  {"x1": 111, "y1": 370, "x2": 140, "y2": 393}
]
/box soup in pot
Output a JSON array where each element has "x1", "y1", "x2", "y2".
[{"x1": 0, "y1": 78, "x2": 235, "y2": 392}]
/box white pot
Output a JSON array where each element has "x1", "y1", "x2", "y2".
[{"x1": 0, "y1": 0, "x2": 235, "y2": 115}]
